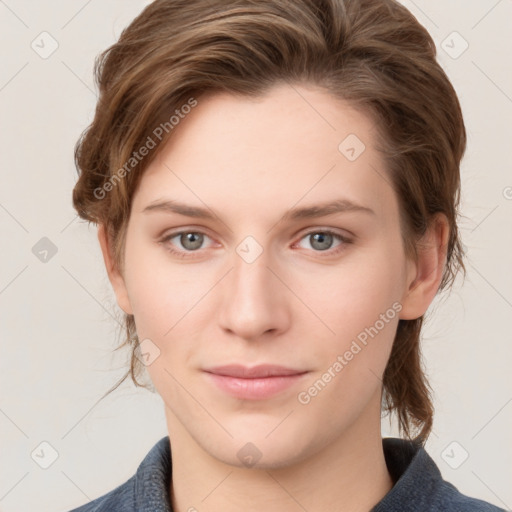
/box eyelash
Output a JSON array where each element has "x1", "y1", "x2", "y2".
[{"x1": 159, "y1": 229, "x2": 353, "y2": 259}]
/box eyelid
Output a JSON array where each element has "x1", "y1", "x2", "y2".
[{"x1": 296, "y1": 226, "x2": 353, "y2": 240}]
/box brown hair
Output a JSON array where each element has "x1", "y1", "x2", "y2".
[{"x1": 72, "y1": 0, "x2": 466, "y2": 442}]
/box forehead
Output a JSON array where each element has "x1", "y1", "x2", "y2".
[{"x1": 132, "y1": 84, "x2": 395, "y2": 223}]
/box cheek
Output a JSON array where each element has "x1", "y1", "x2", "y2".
[
  {"x1": 294, "y1": 261, "x2": 401, "y2": 421},
  {"x1": 121, "y1": 232, "x2": 202, "y2": 334},
  {"x1": 125, "y1": 267, "x2": 205, "y2": 341},
  {"x1": 293, "y1": 243, "x2": 405, "y2": 342},
  {"x1": 292, "y1": 244, "x2": 405, "y2": 409}
]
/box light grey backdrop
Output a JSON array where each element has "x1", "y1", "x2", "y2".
[{"x1": 0, "y1": 1, "x2": 511, "y2": 511}]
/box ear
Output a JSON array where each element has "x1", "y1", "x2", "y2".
[
  {"x1": 97, "y1": 224, "x2": 133, "y2": 315},
  {"x1": 399, "y1": 213, "x2": 450, "y2": 320}
]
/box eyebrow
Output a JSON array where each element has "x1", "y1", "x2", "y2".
[{"x1": 141, "y1": 198, "x2": 375, "y2": 221}]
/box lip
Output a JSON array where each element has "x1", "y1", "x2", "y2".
[
  {"x1": 205, "y1": 364, "x2": 306, "y2": 378},
  {"x1": 203, "y1": 364, "x2": 309, "y2": 400}
]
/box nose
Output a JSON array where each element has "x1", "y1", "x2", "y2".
[{"x1": 217, "y1": 244, "x2": 290, "y2": 341}]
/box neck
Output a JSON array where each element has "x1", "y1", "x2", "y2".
[{"x1": 166, "y1": 397, "x2": 393, "y2": 512}]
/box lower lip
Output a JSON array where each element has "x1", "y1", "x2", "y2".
[{"x1": 204, "y1": 372, "x2": 308, "y2": 400}]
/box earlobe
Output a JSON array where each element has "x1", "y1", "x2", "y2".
[
  {"x1": 399, "y1": 214, "x2": 449, "y2": 320},
  {"x1": 97, "y1": 224, "x2": 134, "y2": 315}
]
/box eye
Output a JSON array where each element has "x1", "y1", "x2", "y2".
[
  {"x1": 160, "y1": 230, "x2": 214, "y2": 258},
  {"x1": 295, "y1": 229, "x2": 352, "y2": 255}
]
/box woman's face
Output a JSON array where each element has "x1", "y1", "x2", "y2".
[{"x1": 107, "y1": 84, "x2": 421, "y2": 468}]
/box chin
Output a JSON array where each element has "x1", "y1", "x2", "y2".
[
  {"x1": 208, "y1": 439, "x2": 310, "y2": 470},
  {"x1": 195, "y1": 420, "x2": 322, "y2": 471}
]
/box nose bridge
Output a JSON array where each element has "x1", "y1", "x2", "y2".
[
  {"x1": 233, "y1": 245, "x2": 271, "y2": 293},
  {"x1": 231, "y1": 236, "x2": 276, "y2": 306},
  {"x1": 217, "y1": 235, "x2": 288, "y2": 339}
]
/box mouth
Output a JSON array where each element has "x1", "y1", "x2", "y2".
[{"x1": 202, "y1": 364, "x2": 309, "y2": 400}]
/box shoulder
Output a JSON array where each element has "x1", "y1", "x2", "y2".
[
  {"x1": 428, "y1": 480, "x2": 506, "y2": 511},
  {"x1": 66, "y1": 476, "x2": 136, "y2": 512},
  {"x1": 64, "y1": 436, "x2": 172, "y2": 512},
  {"x1": 373, "y1": 438, "x2": 506, "y2": 512},
  {"x1": 425, "y1": 468, "x2": 506, "y2": 512}
]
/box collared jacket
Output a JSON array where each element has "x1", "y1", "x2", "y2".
[{"x1": 67, "y1": 436, "x2": 506, "y2": 511}]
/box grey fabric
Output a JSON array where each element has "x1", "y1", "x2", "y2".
[
  {"x1": 372, "y1": 438, "x2": 505, "y2": 511},
  {"x1": 67, "y1": 436, "x2": 506, "y2": 511}
]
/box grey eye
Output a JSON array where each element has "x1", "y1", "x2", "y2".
[
  {"x1": 307, "y1": 232, "x2": 335, "y2": 251},
  {"x1": 179, "y1": 232, "x2": 204, "y2": 250}
]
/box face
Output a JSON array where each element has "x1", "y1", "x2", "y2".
[{"x1": 104, "y1": 83, "x2": 426, "y2": 469}]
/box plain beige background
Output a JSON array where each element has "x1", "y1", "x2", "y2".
[{"x1": 0, "y1": 1, "x2": 511, "y2": 511}]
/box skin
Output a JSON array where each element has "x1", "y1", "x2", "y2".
[{"x1": 98, "y1": 83, "x2": 448, "y2": 512}]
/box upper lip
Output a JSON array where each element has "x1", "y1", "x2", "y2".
[{"x1": 204, "y1": 364, "x2": 307, "y2": 378}]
